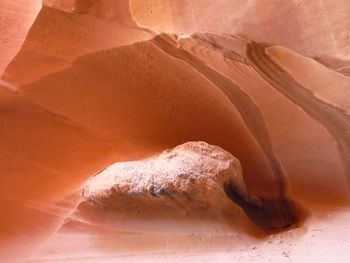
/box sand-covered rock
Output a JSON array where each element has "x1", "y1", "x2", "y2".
[
  {"x1": 83, "y1": 141, "x2": 248, "y2": 214},
  {"x1": 82, "y1": 141, "x2": 297, "y2": 231}
]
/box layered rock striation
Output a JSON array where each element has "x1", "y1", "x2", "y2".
[{"x1": 0, "y1": 0, "x2": 349, "y2": 262}]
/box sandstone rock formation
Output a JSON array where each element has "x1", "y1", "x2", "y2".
[
  {"x1": 0, "y1": 0, "x2": 349, "y2": 262},
  {"x1": 0, "y1": 0, "x2": 41, "y2": 81},
  {"x1": 81, "y1": 142, "x2": 296, "y2": 231},
  {"x1": 82, "y1": 142, "x2": 248, "y2": 210},
  {"x1": 80, "y1": 141, "x2": 251, "y2": 225}
]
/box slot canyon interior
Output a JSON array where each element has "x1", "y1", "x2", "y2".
[{"x1": 0, "y1": 0, "x2": 350, "y2": 262}]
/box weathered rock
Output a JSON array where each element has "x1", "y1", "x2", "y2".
[
  {"x1": 42, "y1": 0, "x2": 141, "y2": 25},
  {"x1": 83, "y1": 141, "x2": 248, "y2": 214},
  {"x1": 82, "y1": 141, "x2": 298, "y2": 231},
  {"x1": 0, "y1": 0, "x2": 348, "y2": 261}
]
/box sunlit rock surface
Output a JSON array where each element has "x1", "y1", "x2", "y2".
[
  {"x1": 0, "y1": 0, "x2": 350, "y2": 262},
  {"x1": 0, "y1": 0, "x2": 41, "y2": 84},
  {"x1": 79, "y1": 141, "x2": 252, "y2": 229},
  {"x1": 83, "y1": 141, "x2": 249, "y2": 210}
]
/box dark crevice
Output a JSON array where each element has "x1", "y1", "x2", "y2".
[{"x1": 224, "y1": 181, "x2": 298, "y2": 232}]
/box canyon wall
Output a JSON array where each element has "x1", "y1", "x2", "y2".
[{"x1": 0, "y1": 0, "x2": 349, "y2": 262}]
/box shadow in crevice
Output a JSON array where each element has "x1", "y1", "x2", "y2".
[{"x1": 223, "y1": 181, "x2": 307, "y2": 234}]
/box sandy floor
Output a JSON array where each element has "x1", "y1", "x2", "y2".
[{"x1": 26, "y1": 203, "x2": 350, "y2": 263}]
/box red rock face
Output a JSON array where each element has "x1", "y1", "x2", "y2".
[
  {"x1": 0, "y1": 0, "x2": 349, "y2": 262},
  {"x1": 0, "y1": 0, "x2": 41, "y2": 78},
  {"x1": 131, "y1": 0, "x2": 350, "y2": 61}
]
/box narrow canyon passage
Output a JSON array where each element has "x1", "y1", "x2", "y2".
[{"x1": 0, "y1": 0, "x2": 350, "y2": 262}]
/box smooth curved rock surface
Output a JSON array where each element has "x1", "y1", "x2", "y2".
[
  {"x1": 0, "y1": 0, "x2": 349, "y2": 262},
  {"x1": 0, "y1": 0, "x2": 41, "y2": 77},
  {"x1": 129, "y1": 0, "x2": 350, "y2": 60}
]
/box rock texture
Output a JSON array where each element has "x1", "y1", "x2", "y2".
[
  {"x1": 131, "y1": 0, "x2": 350, "y2": 62},
  {"x1": 80, "y1": 141, "x2": 251, "y2": 227},
  {"x1": 82, "y1": 142, "x2": 297, "y2": 231},
  {"x1": 0, "y1": 0, "x2": 349, "y2": 262},
  {"x1": 0, "y1": 0, "x2": 41, "y2": 78},
  {"x1": 83, "y1": 141, "x2": 248, "y2": 209}
]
